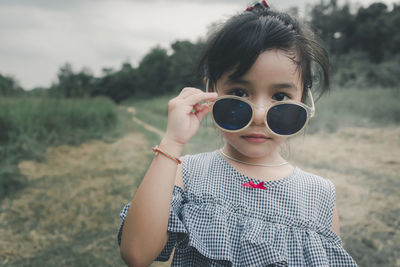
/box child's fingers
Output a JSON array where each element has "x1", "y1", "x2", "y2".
[
  {"x1": 192, "y1": 103, "x2": 202, "y2": 113},
  {"x1": 192, "y1": 102, "x2": 210, "y2": 113},
  {"x1": 186, "y1": 92, "x2": 218, "y2": 106},
  {"x1": 195, "y1": 104, "x2": 211, "y2": 121},
  {"x1": 178, "y1": 87, "x2": 204, "y2": 99}
]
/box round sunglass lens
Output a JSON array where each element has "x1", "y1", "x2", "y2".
[
  {"x1": 213, "y1": 98, "x2": 252, "y2": 131},
  {"x1": 267, "y1": 104, "x2": 307, "y2": 135}
]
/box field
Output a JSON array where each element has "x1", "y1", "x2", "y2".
[
  {"x1": 0, "y1": 88, "x2": 399, "y2": 266},
  {"x1": 0, "y1": 96, "x2": 131, "y2": 198}
]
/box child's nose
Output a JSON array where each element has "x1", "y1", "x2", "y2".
[{"x1": 253, "y1": 105, "x2": 266, "y2": 125}]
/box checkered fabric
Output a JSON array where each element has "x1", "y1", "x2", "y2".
[{"x1": 118, "y1": 150, "x2": 358, "y2": 266}]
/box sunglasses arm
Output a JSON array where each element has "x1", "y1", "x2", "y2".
[
  {"x1": 307, "y1": 89, "x2": 316, "y2": 118},
  {"x1": 206, "y1": 79, "x2": 210, "y2": 93}
]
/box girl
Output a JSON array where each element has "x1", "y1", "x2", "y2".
[{"x1": 118, "y1": 1, "x2": 358, "y2": 266}]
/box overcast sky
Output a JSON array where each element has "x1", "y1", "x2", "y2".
[{"x1": 0, "y1": 0, "x2": 398, "y2": 89}]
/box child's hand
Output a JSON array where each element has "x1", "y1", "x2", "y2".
[{"x1": 164, "y1": 87, "x2": 218, "y2": 147}]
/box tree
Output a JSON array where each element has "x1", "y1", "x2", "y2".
[
  {"x1": 136, "y1": 46, "x2": 171, "y2": 96},
  {"x1": 55, "y1": 63, "x2": 96, "y2": 98},
  {"x1": 96, "y1": 62, "x2": 138, "y2": 102},
  {"x1": 165, "y1": 40, "x2": 205, "y2": 92},
  {"x1": 0, "y1": 73, "x2": 23, "y2": 96},
  {"x1": 310, "y1": 0, "x2": 354, "y2": 54},
  {"x1": 354, "y1": 2, "x2": 389, "y2": 62},
  {"x1": 310, "y1": 1, "x2": 400, "y2": 63}
]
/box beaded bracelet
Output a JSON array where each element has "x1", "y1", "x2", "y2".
[{"x1": 152, "y1": 145, "x2": 182, "y2": 164}]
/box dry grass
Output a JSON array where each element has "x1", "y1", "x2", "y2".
[{"x1": 0, "y1": 132, "x2": 150, "y2": 266}]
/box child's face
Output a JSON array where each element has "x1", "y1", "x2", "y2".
[{"x1": 215, "y1": 49, "x2": 303, "y2": 160}]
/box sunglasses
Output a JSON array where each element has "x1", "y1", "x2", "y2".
[{"x1": 206, "y1": 81, "x2": 315, "y2": 137}]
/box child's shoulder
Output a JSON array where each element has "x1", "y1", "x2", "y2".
[
  {"x1": 296, "y1": 167, "x2": 334, "y2": 185},
  {"x1": 182, "y1": 150, "x2": 220, "y2": 166},
  {"x1": 179, "y1": 150, "x2": 221, "y2": 191},
  {"x1": 294, "y1": 167, "x2": 336, "y2": 198},
  {"x1": 183, "y1": 150, "x2": 218, "y2": 159}
]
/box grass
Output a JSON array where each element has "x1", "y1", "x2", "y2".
[
  {"x1": 0, "y1": 96, "x2": 133, "y2": 199},
  {"x1": 308, "y1": 87, "x2": 400, "y2": 133},
  {"x1": 1, "y1": 87, "x2": 398, "y2": 266},
  {"x1": 0, "y1": 130, "x2": 148, "y2": 266},
  {"x1": 122, "y1": 94, "x2": 171, "y2": 132}
]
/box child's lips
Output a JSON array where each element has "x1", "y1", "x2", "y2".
[{"x1": 241, "y1": 134, "x2": 271, "y2": 143}]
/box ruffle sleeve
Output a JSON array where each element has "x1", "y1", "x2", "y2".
[
  {"x1": 154, "y1": 185, "x2": 188, "y2": 261},
  {"x1": 117, "y1": 185, "x2": 188, "y2": 261},
  {"x1": 117, "y1": 202, "x2": 131, "y2": 246},
  {"x1": 158, "y1": 191, "x2": 358, "y2": 267}
]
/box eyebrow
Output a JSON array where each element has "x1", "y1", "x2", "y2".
[
  {"x1": 224, "y1": 78, "x2": 251, "y2": 86},
  {"x1": 225, "y1": 78, "x2": 298, "y2": 91},
  {"x1": 270, "y1": 82, "x2": 299, "y2": 91}
]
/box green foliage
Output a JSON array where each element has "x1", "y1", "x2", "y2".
[
  {"x1": 54, "y1": 63, "x2": 95, "y2": 98},
  {"x1": 41, "y1": 1, "x2": 400, "y2": 99},
  {"x1": 310, "y1": 1, "x2": 400, "y2": 61},
  {"x1": 136, "y1": 46, "x2": 171, "y2": 96},
  {"x1": 0, "y1": 96, "x2": 128, "y2": 198},
  {"x1": 0, "y1": 73, "x2": 23, "y2": 96},
  {"x1": 135, "y1": 41, "x2": 205, "y2": 97},
  {"x1": 123, "y1": 94, "x2": 171, "y2": 131},
  {"x1": 307, "y1": 87, "x2": 400, "y2": 133},
  {"x1": 310, "y1": 0, "x2": 354, "y2": 54},
  {"x1": 354, "y1": 3, "x2": 399, "y2": 62},
  {"x1": 331, "y1": 52, "x2": 400, "y2": 88},
  {"x1": 27, "y1": 40, "x2": 205, "y2": 102},
  {"x1": 310, "y1": 1, "x2": 400, "y2": 88},
  {"x1": 165, "y1": 40, "x2": 205, "y2": 92},
  {"x1": 95, "y1": 62, "x2": 138, "y2": 102}
]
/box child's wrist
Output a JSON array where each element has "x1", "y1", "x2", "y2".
[{"x1": 159, "y1": 136, "x2": 185, "y2": 157}]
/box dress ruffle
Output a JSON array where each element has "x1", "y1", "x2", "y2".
[{"x1": 157, "y1": 185, "x2": 358, "y2": 267}]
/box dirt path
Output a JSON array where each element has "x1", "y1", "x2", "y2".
[
  {"x1": 0, "y1": 107, "x2": 399, "y2": 266},
  {"x1": 125, "y1": 106, "x2": 164, "y2": 138}
]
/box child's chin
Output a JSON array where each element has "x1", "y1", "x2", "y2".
[{"x1": 241, "y1": 148, "x2": 276, "y2": 160}]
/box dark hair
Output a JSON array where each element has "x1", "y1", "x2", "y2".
[{"x1": 198, "y1": 3, "x2": 330, "y2": 101}]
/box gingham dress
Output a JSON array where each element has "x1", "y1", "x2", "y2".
[{"x1": 118, "y1": 150, "x2": 358, "y2": 266}]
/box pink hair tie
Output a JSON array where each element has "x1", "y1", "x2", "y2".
[
  {"x1": 262, "y1": 0, "x2": 270, "y2": 9},
  {"x1": 245, "y1": 1, "x2": 270, "y2": 12}
]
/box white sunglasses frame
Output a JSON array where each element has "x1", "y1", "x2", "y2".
[{"x1": 206, "y1": 80, "x2": 316, "y2": 137}]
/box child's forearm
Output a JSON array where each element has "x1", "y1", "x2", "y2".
[{"x1": 120, "y1": 137, "x2": 184, "y2": 267}]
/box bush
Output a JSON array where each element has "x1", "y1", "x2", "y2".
[
  {"x1": 308, "y1": 87, "x2": 400, "y2": 133},
  {"x1": 332, "y1": 52, "x2": 400, "y2": 88}
]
